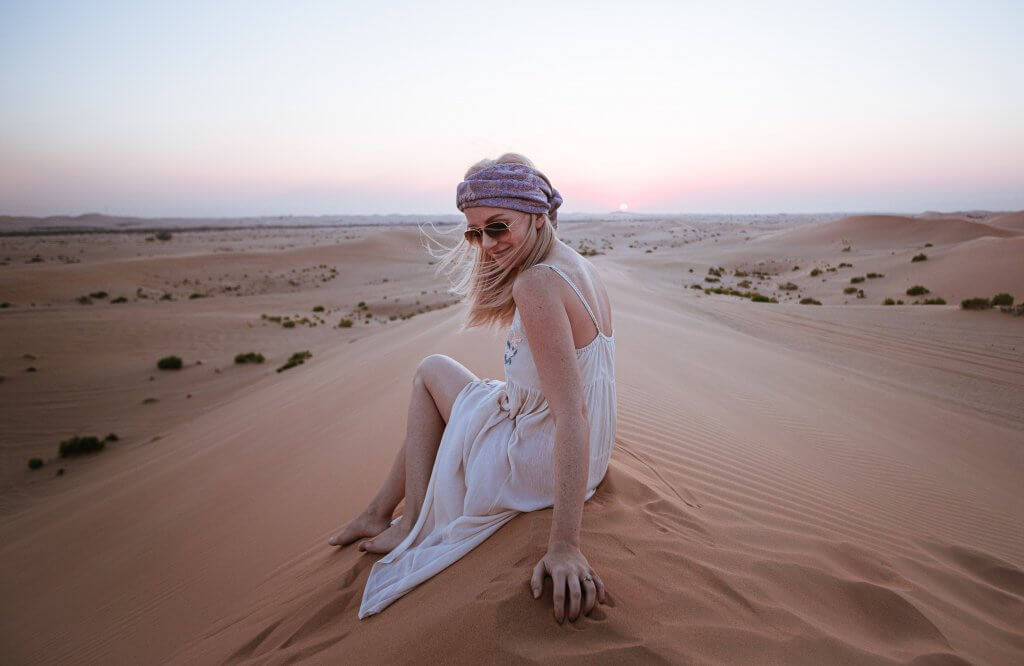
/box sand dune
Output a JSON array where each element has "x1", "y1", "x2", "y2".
[
  {"x1": 985, "y1": 211, "x2": 1024, "y2": 232},
  {"x1": 756, "y1": 214, "x2": 1015, "y2": 251},
  {"x1": 1, "y1": 216, "x2": 1022, "y2": 664}
]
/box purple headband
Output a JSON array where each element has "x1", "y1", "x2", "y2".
[{"x1": 455, "y1": 162, "x2": 563, "y2": 228}]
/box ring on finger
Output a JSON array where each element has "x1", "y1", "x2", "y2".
[{"x1": 583, "y1": 575, "x2": 593, "y2": 582}]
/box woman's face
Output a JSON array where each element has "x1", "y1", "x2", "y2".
[{"x1": 464, "y1": 206, "x2": 544, "y2": 265}]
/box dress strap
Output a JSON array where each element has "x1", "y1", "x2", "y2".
[{"x1": 534, "y1": 263, "x2": 601, "y2": 332}]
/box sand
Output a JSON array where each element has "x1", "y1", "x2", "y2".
[{"x1": 1, "y1": 213, "x2": 1022, "y2": 664}]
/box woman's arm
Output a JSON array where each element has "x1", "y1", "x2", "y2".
[{"x1": 512, "y1": 268, "x2": 608, "y2": 623}]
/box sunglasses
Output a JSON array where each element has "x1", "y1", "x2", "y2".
[{"x1": 464, "y1": 216, "x2": 521, "y2": 245}]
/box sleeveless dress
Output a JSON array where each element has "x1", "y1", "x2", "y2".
[{"x1": 358, "y1": 263, "x2": 617, "y2": 618}]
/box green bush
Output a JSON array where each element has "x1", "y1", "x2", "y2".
[
  {"x1": 282, "y1": 320, "x2": 296, "y2": 328},
  {"x1": 276, "y1": 350, "x2": 312, "y2": 373},
  {"x1": 843, "y1": 287, "x2": 858, "y2": 294},
  {"x1": 339, "y1": 318, "x2": 354, "y2": 327},
  {"x1": 704, "y1": 276, "x2": 720, "y2": 283},
  {"x1": 59, "y1": 435, "x2": 104, "y2": 457},
  {"x1": 312, "y1": 305, "x2": 325, "y2": 312},
  {"x1": 883, "y1": 298, "x2": 896, "y2": 305},
  {"x1": 866, "y1": 272, "x2": 884, "y2": 279},
  {"x1": 28, "y1": 457, "x2": 44, "y2": 470},
  {"x1": 89, "y1": 291, "x2": 108, "y2": 299},
  {"x1": 76, "y1": 295, "x2": 92, "y2": 305},
  {"x1": 689, "y1": 284, "x2": 702, "y2": 290},
  {"x1": 906, "y1": 285, "x2": 929, "y2": 296},
  {"x1": 991, "y1": 293, "x2": 1014, "y2": 306},
  {"x1": 960, "y1": 297, "x2": 991, "y2": 310},
  {"x1": 189, "y1": 293, "x2": 205, "y2": 299},
  {"x1": 809, "y1": 268, "x2": 822, "y2": 277},
  {"x1": 838, "y1": 262, "x2": 853, "y2": 268},
  {"x1": 157, "y1": 355, "x2": 183, "y2": 370},
  {"x1": 234, "y1": 352, "x2": 265, "y2": 364},
  {"x1": 850, "y1": 276, "x2": 865, "y2": 284},
  {"x1": 750, "y1": 294, "x2": 776, "y2": 303},
  {"x1": 111, "y1": 296, "x2": 128, "y2": 303},
  {"x1": 911, "y1": 253, "x2": 928, "y2": 262},
  {"x1": 778, "y1": 282, "x2": 798, "y2": 291},
  {"x1": 922, "y1": 298, "x2": 946, "y2": 305},
  {"x1": 799, "y1": 298, "x2": 821, "y2": 305}
]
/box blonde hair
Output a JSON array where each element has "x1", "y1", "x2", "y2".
[{"x1": 425, "y1": 153, "x2": 556, "y2": 330}]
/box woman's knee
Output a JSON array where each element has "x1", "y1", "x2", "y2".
[{"x1": 414, "y1": 354, "x2": 454, "y2": 389}]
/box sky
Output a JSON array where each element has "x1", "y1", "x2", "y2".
[{"x1": 1, "y1": 0, "x2": 1022, "y2": 217}]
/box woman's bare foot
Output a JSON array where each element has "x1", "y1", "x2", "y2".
[
  {"x1": 358, "y1": 519, "x2": 412, "y2": 554},
  {"x1": 328, "y1": 510, "x2": 392, "y2": 547}
]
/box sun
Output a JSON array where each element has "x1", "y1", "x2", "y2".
[{"x1": 619, "y1": 202, "x2": 628, "y2": 211}]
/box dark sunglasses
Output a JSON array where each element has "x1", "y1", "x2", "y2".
[{"x1": 464, "y1": 217, "x2": 520, "y2": 245}]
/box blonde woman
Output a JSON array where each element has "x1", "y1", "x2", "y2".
[{"x1": 329, "y1": 154, "x2": 617, "y2": 623}]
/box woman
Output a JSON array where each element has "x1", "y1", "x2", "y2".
[{"x1": 329, "y1": 153, "x2": 616, "y2": 624}]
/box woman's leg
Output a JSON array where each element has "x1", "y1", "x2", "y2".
[{"x1": 329, "y1": 354, "x2": 476, "y2": 549}]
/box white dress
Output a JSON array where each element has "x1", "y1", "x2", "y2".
[{"x1": 358, "y1": 263, "x2": 617, "y2": 618}]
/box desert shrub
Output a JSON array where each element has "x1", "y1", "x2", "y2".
[
  {"x1": 991, "y1": 293, "x2": 1014, "y2": 306},
  {"x1": 704, "y1": 276, "x2": 720, "y2": 283},
  {"x1": 357, "y1": 301, "x2": 367, "y2": 309},
  {"x1": 866, "y1": 272, "x2": 884, "y2": 279},
  {"x1": 911, "y1": 253, "x2": 928, "y2": 262},
  {"x1": 157, "y1": 355, "x2": 183, "y2": 370},
  {"x1": 234, "y1": 352, "x2": 265, "y2": 364},
  {"x1": 850, "y1": 276, "x2": 865, "y2": 284},
  {"x1": 841, "y1": 246, "x2": 851, "y2": 252},
  {"x1": 155, "y1": 230, "x2": 173, "y2": 241},
  {"x1": 312, "y1": 305, "x2": 325, "y2": 312},
  {"x1": 799, "y1": 298, "x2": 822, "y2": 305},
  {"x1": 111, "y1": 296, "x2": 128, "y2": 303},
  {"x1": 883, "y1": 298, "x2": 896, "y2": 305},
  {"x1": 778, "y1": 282, "x2": 798, "y2": 291},
  {"x1": 922, "y1": 298, "x2": 946, "y2": 305},
  {"x1": 59, "y1": 435, "x2": 104, "y2": 457},
  {"x1": 105, "y1": 433, "x2": 119, "y2": 442},
  {"x1": 160, "y1": 292, "x2": 173, "y2": 301},
  {"x1": 924, "y1": 242, "x2": 933, "y2": 247},
  {"x1": 28, "y1": 457, "x2": 44, "y2": 470},
  {"x1": 282, "y1": 320, "x2": 296, "y2": 328},
  {"x1": 76, "y1": 295, "x2": 92, "y2": 305},
  {"x1": 856, "y1": 290, "x2": 865, "y2": 299},
  {"x1": 189, "y1": 293, "x2": 205, "y2": 299},
  {"x1": 897, "y1": 300, "x2": 904, "y2": 305},
  {"x1": 750, "y1": 294, "x2": 776, "y2": 303},
  {"x1": 89, "y1": 291, "x2": 108, "y2": 299},
  {"x1": 809, "y1": 268, "x2": 822, "y2": 277},
  {"x1": 843, "y1": 287, "x2": 858, "y2": 294},
  {"x1": 826, "y1": 267, "x2": 837, "y2": 272},
  {"x1": 1, "y1": 302, "x2": 10, "y2": 308},
  {"x1": 276, "y1": 350, "x2": 312, "y2": 373},
  {"x1": 838, "y1": 262, "x2": 853, "y2": 268},
  {"x1": 906, "y1": 285, "x2": 929, "y2": 296},
  {"x1": 708, "y1": 267, "x2": 723, "y2": 277},
  {"x1": 734, "y1": 270, "x2": 749, "y2": 277},
  {"x1": 737, "y1": 280, "x2": 752, "y2": 288},
  {"x1": 689, "y1": 284, "x2": 702, "y2": 290},
  {"x1": 960, "y1": 297, "x2": 991, "y2": 310},
  {"x1": 339, "y1": 318, "x2": 354, "y2": 327}
]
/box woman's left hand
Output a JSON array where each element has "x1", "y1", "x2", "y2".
[{"x1": 530, "y1": 544, "x2": 607, "y2": 623}]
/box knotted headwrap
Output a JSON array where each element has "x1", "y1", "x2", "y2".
[{"x1": 455, "y1": 162, "x2": 563, "y2": 228}]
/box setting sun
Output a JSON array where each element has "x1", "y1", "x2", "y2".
[{"x1": 619, "y1": 203, "x2": 628, "y2": 211}]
